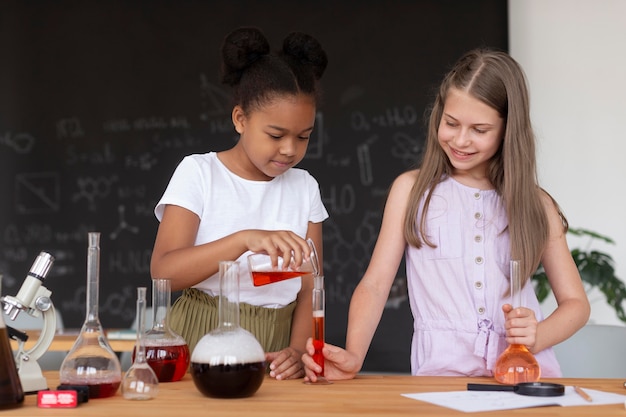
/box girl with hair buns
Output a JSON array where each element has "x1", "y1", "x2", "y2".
[
  {"x1": 303, "y1": 48, "x2": 590, "y2": 381},
  {"x1": 151, "y1": 27, "x2": 328, "y2": 380}
]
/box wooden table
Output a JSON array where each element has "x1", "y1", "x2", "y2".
[
  {"x1": 7, "y1": 372, "x2": 626, "y2": 416},
  {"x1": 9, "y1": 329, "x2": 137, "y2": 353}
]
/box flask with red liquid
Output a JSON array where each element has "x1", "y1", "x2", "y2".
[
  {"x1": 494, "y1": 260, "x2": 541, "y2": 384},
  {"x1": 137, "y1": 278, "x2": 189, "y2": 382},
  {"x1": 59, "y1": 232, "x2": 122, "y2": 398},
  {"x1": 248, "y1": 239, "x2": 319, "y2": 286},
  {"x1": 0, "y1": 275, "x2": 24, "y2": 410},
  {"x1": 190, "y1": 261, "x2": 265, "y2": 398}
]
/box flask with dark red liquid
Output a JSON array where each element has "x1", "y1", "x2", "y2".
[
  {"x1": 59, "y1": 232, "x2": 122, "y2": 398},
  {"x1": 190, "y1": 261, "x2": 265, "y2": 398},
  {"x1": 138, "y1": 278, "x2": 189, "y2": 382},
  {"x1": 0, "y1": 275, "x2": 24, "y2": 410}
]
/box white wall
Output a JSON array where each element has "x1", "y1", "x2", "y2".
[{"x1": 509, "y1": 0, "x2": 626, "y2": 325}]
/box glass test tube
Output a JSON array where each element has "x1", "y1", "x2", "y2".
[{"x1": 312, "y1": 275, "x2": 325, "y2": 375}]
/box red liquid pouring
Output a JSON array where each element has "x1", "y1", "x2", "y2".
[
  {"x1": 133, "y1": 343, "x2": 190, "y2": 382},
  {"x1": 251, "y1": 271, "x2": 308, "y2": 286}
]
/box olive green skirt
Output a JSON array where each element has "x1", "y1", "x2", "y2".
[{"x1": 169, "y1": 288, "x2": 296, "y2": 355}]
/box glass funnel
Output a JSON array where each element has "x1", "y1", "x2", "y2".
[
  {"x1": 122, "y1": 287, "x2": 158, "y2": 400},
  {"x1": 59, "y1": 232, "x2": 122, "y2": 398},
  {"x1": 137, "y1": 278, "x2": 189, "y2": 382},
  {"x1": 494, "y1": 260, "x2": 541, "y2": 384},
  {"x1": 190, "y1": 261, "x2": 265, "y2": 398},
  {"x1": 0, "y1": 275, "x2": 24, "y2": 410}
]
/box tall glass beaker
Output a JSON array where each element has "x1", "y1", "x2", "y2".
[
  {"x1": 139, "y1": 278, "x2": 189, "y2": 382},
  {"x1": 190, "y1": 261, "x2": 265, "y2": 398},
  {"x1": 494, "y1": 260, "x2": 541, "y2": 384},
  {"x1": 0, "y1": 275, "x2": 24, "y2": 409},
  {"x1": 59, "y1": 232, "x2": 122, "y2": 398}
]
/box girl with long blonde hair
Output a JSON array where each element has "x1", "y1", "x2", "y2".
[{"x1": 303, "y1": 48, "x2": 589, "y2": 380}]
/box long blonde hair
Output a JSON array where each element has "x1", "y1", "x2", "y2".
[{"x1": 403, "y1": 48, "x2": 567, "y2": 285}]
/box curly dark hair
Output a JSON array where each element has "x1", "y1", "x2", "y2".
[{"x1": 220, "y1": 27, "x2": 328, "y2": 114}]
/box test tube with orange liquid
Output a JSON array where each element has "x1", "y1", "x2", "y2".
[{"x1": 305, "y1": 275, "x2": 332, "y2": 385}]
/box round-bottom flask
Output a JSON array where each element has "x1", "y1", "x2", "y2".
[
  {"x1": 494, "y1": 344, "x2": 541, "y2": 384},
  {"x1": 494, "y1": 260, "x2": 541, "y2": 384},
  {"x1": 136, "y1": 278, "x2": 189, "y2": 382},
  {"x1": 59, "y1": 232, "x2": 122, "y2": 398},
  {"x1": 190, "y1": 261, "x2": 265, "y2": 398},
  {"x1": 123, "y1": 287, "x2": 158, "y2": 400}
]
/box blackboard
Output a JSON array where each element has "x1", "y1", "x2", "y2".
[{"x1": 0, "y1": 0, "x2": 508, "y2": 373}]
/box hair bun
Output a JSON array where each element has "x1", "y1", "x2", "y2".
[
  {"x1": 221, "y1": 27, "x2": 270, "y2": 86},
  {"x1": 282, "y1": 32, "x2": 328, "y2": 79}
]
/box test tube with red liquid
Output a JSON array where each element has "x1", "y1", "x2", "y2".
[{"x1": 306, "y1": 275, "x2": 332, "y2": 384}]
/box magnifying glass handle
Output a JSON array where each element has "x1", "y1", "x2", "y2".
[
  {"x1": 468, "y1": 382, "x2": 565, "y2": 397},
  {"x1": 467, "y1": 383, "x2": 515, "y2": 392}
]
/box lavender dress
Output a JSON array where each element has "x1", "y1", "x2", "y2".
[{"x1": 405, "y1": 176, "x2": 561, "y2": 377}]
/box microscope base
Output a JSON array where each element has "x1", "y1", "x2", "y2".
[{"x1": 18, "y1": 358, "x2": 48, "y2": 393}]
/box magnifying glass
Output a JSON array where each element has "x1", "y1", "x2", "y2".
[{"x1": 468, "y1": 382, "x2": 565, "y2": 397}]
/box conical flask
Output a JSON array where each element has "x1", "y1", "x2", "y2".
[
  {"x1": 494, "y1": 260, "x2": 541, "y2": 384},
  {"x1": 138, "y1": 278, "x2": 189, "y2": 382},
  {"x1": 190, "y1": 261, "x2": 265, "y2": 398},
  {"x1": 122, "y1": 287, "x2": 158, "y2": 400},
  {"x1": 59, "y1": 232, "x2": 122, "y2": 398},
  {"x1": 0, "y1": 275, "x2": 24, "y2": 410}
]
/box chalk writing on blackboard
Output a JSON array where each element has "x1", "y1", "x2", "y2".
[
  {"x1": 72, "y1": 175, "x2": 119, "y2": 211},
  {"x1": 0, "y1": 0, "x2": 508, "y2": 373},
  {"x1": 0, "y1": 131, "x2": 36, "y2": 154},
  {"x1": 109, "y1": 205, "x2": 140, "y2": 240},
  {"x1": 15, "y1": 172, "x2": 61, "y2": 214},
  {"x1": 56, "y1": 117, "x2": 85, "y2": 139}
]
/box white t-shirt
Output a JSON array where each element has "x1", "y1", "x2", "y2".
[{"x1": 155, "y1": 152, "x2": 328, "y2": 308}]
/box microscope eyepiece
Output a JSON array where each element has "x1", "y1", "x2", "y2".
[
  {"x1": 28, "y1": 252, "x2": 55, "y2": 281},
  {"x1": 1, "y1": 251, "x2": 55, "y2": 320}
]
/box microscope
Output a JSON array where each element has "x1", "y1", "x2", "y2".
[{"x1": 1, "y1": 251, "x2": 56, "y2": 393}]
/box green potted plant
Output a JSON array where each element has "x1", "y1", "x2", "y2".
[{"x1": 532, "y1": 228, "x2": 626, "y2": 323}]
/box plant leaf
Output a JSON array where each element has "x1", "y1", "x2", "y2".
[{"x1": 531, "y1": 228, "x2": 625, "y2": 323}]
